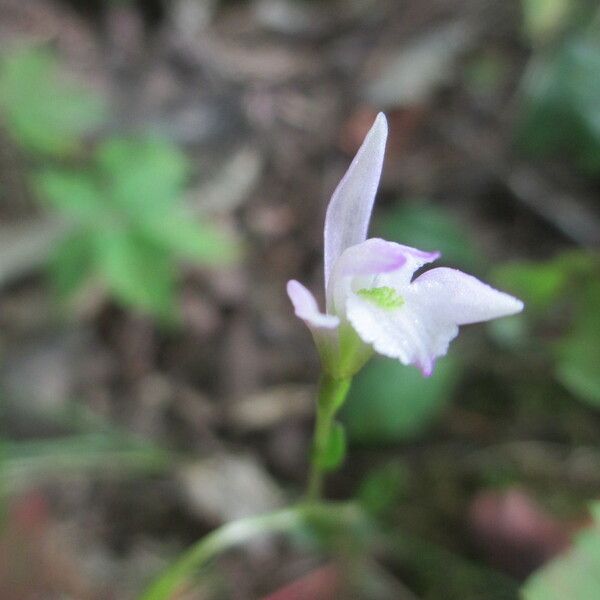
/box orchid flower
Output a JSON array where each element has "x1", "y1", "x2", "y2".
[{"x1": 287, "y1": 113, "x2": 523, "y2": 380}]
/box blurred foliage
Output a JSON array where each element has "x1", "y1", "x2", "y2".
[
  {"x1": 358, "y1": 461, "x2": 409, "y2": 518},
  {"x1": 517, "y1": 4, "x2": 600, "y2": 173},
  {"x1": 0, "y1": 46, "x2": 104, "y2": 157},
  {"x1": 342, "y1": 355, "x2": 461, "y2": 444},
  {"x1": 375, "y1": 202, "x2": 481, "y2": 271},
  {"x1": 140, "y1": 503, "x2": 370, "y2": 600},
  {"x1": 493, "y1": 250, "x2": 600, "y2": 407},
  {"x1": 522, "y1": 503, "x2": 600, "y2": 599},
  {"x1": 555, "y1": 280, "x2": 600, "y2": 407},
  {"x1": 0, "y1": 393, "x2": 173, "y2": 495},
  {"x1": 0, "y1": 432, "x2": 172, "y2": 499},
  {"x1": 0, "y1": 46, "x2": 237, "y2": 321},
  {"x1": 38, "y1": 137, "x2": 236, "y2": 320},
  {"x1": 389, "y1": 533, "x2": 519, "y2": 600},
  {"x1": 521, "y1": 0, "x2": 573, "y2": 43},
  {"x1": 464, "y1": 50, "x2": 510, "y2": 99}
]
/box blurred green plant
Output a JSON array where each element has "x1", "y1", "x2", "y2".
[
  {"x1": 517, "y1": 4, "x2": 600, "y2": 173},
  {"x1": 0, "y1": 431, "x2": 172, "y2": 498},
  {"x1": 522, "y1": 503, "x2": 600, "y2": 599},
  {"x1": 493, "y1": 250, "x2": 600, "y2": 407},
  {"x1": 389, "y1": 532, "x2": 519, "y2": 600},
  {"x1": 0, "y1": 46, "x2": 237, "y2": 321},
  {"x1": 464, "y1": 50, "x2": 510, "y2": 99},
  {"x1": 0, "y1": 46, "x2": 104, "y2": 156},
  {"x1": 375, "y1": 202, "x2": 481, "y2": 271},
  {"x1": 358, "y1": 460, "x2": 410, "y2": 517},
  {"x1": 341, "y1": 355, "x2": 461, "y2": 444},
  {"x1": 37, "y1": 137, "x2": 236, "y2": 320},
  {"x1": 521, "y1": 0, "x2": 574, "y2": 43}
]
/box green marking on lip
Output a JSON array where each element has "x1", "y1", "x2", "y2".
[{"x1": 356, "y1": 286, "x2": 404, "y2": 309}]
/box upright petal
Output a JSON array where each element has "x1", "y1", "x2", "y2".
[
  {"x1": 287, "y1": 280, "x2": 340, "y2": 329},
  {"x1": 410, "y1": 268, "x2": 524, "y2": 324},
  {"x1": 324, "y1": 113, "x2": 388, "y2": 291}
]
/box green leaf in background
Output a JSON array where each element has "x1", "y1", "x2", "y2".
[
  {"x1": 521, "y1": 0, "x2": 573, "y2": 43},
  {"x1": 517, "y1": 32, "x2": 600, "y2": 173},
  {"x1": 522, "y1": 502, "x2": 600, "y2": 600},
  {"x1": 493, "y1": 259, "x2": 569, "y2": 311},
  {"x1": 555, "y1": 281, "x2": 600, "y2": 407},
  {"x1": 95, "y1": 137, "x2": 189, "y2": 214},
  {"x1": 35, "y1": 134, "x2": 237, "y2": 319},
  {"x1": 390, "y1": 533, "x2": 520, "y2": 600},
  {"x1": 493, "y1": 251, "x2": 600, "y2": 408},
  {"x1": 95, "y1": 229, "x2": 176, "y2": 320},
  {"x1": 493, "y1": 251, "x2": 597, "y2": 311},
  {"x1": 342, "y1": 356, "x2": 461, "y2": 444},
  {"x1": 35, "y1": 170, "x2": 104, "y2": 222},
  {"x1": 140, "y1": 212, "x2": 237, "y2": 265},
  {"x1": 0, "y1": 46, "x2": 104, "y2": 156},
  {"x1": 358, "y1": 460, "x2": 409, "y2": 517},
  {"x1": 50, "y1": 232, "x2": 96, "y2": 301},
  {"x1": 0, "y1": 433, "x2": 172, "y2": 501},
  {"x1": 374, "y1": 203, "x2": 480, "y2": 271},
  {"x1": 464, "y1": 51, "x2": 510, "y2": 98},
  {"x1": 316, "y1": 422, "x2": 347, "y2": 471}
]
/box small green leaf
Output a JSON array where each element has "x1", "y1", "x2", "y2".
[
  {"x1": 342, "y1": 356, "x2": 461, "y2": 444},
  {"x1": 358, "y1": 461, "x2": 409, "y2": 516},
  {"x1": 34, "y1": 170, "x2": 104, "y2": 222},
  {"x1": 95, "y1": 229, "x2": 176, "y2": 320},
  {"x1": 0, "y1": 47, "x2": 105, "y2": 156},
  {"x1": 493, "y1": 260, "x2": 568, "y2": 311},
  {"x1": 95, "y1": 137, "x2": 188, "y2": 213},
  {"x1": 555, "y1": 281, "x2": 600, "y2": 407},
  {"x1": 521, "y1": 0, "x2": 572, "y2": 43},
  {"x1": 517, "y1": 34, "x2": 600, "y2": 173},
  {"x1": 50, "y1": 233, "x2": 95, "y2": 301},
  {"x1": 316, "y1": 422, "x2": 347, "y2": 471},
  {"x1": 522, "y1": 503, "x2": 600, "y2": 599},
  {"x1": 140, "y1": 212, "x2": 238, "y2": 265},
  {"x1": 492, "y1": 251, "x2": 597, "y2": 312}
]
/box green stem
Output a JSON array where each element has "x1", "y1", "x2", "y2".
[
  {"x1": 306, "y1": 375, "x2": 351, "y2": 502},
  {"x1": 139, "y1": 502, "x2": 360, "y2": 600}
]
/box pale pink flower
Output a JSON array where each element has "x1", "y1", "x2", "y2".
[{"x1": 287, "y1": 113, "x2": 523, "y2": 377}]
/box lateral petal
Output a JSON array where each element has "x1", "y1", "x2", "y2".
[
  {"x1": 346, "y1": 294, "x2": 457, "y2": 376},
  {"x1": 410, "y1": 267, "x2": 524, "y2": 324},
  {"x1": 287, "y1": 280, "x2": 340, "y2": 330}
]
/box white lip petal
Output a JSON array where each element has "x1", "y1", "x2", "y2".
[
  {"x1": 345, "y1": 266, "x2": 523, "y2": 376},
  {"x1": 287, "y1": 279, "x2": 340, "y2": 329},
  {"x1": 346, "y1": 293, "x2": 458, "y2": 376},
  {"x1": 411, "y1": 267, "x2": 524, "y2": 324},
  {"x1": 323, "y1": 113, "x2": 388, "y2": 293}
]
